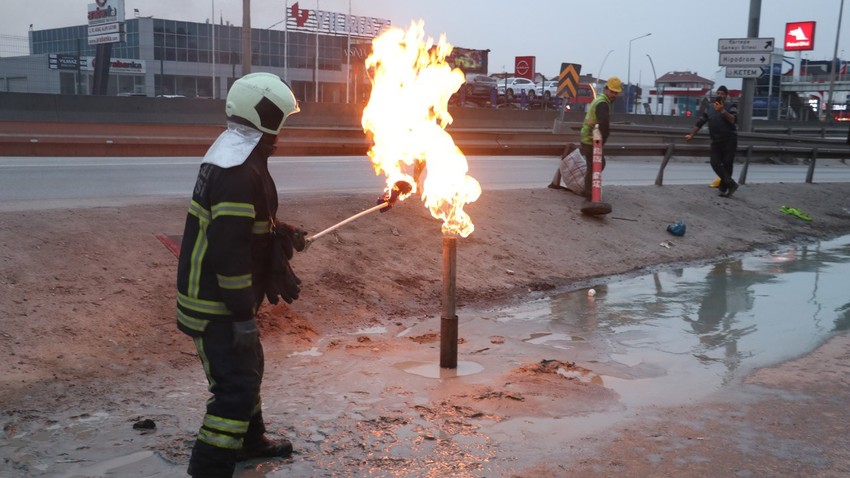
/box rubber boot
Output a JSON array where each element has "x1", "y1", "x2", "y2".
[
  {"x1": 187, "y1": 440, "x2": 236, "y2": 478},
  {"x1": 235, "y1": 413, "x2": 293, "y2": 462},
  {"x1": 235, "y1": 435, "x2": 293, "y2": 461}
]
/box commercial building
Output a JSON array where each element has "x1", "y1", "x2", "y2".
[{"x1": 0, "y1": 3, "x2": 389, "y2": 102}]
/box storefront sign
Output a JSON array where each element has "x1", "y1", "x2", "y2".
[
  {"x1": 784, "y1": 21, "x2": 815, "y2": 51},
  {"x1": 87, "y1": 0, "x2": 125, "y2": 26},
  {"x1": 286, "y1": 3, "x2": 390, "y2": 38},
  {"x1": 48, "y1": 54, "x2": 86, "y2": 70},
  {"x1": 83, "y1": 56, "x2": 145, "y2": 74}
]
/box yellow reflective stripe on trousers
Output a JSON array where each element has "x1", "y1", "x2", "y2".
[
  {"x1": 177, "y1": 309, "x2": 209, "y2": 333},
  {"x1": 253, "y1": 220, "x2": 270, "y2": 234},
  {"x1": 216, "y1": 273, "x2": 252, "y2": 290},
  {"x1": 198, "y1": 428, "x2": 243, "y2": 450},
  {"x1": 177, "y1": 292, "x2": 230, "y2": 315},
  {"x1": 211, "y1": 202, "x2": 254, "y2": 220},
  {"x1": 203, "y1": 413, "x2": 249, "y2": 435},
  {"x1": 194, "y1": 336, "x2": 214, "y2": 391},
  {"x1": 193, "y1": 338, "x2": 243, "y2": 450}
]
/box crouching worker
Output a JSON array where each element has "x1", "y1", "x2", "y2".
[{"x1": 176, "y1": 72, "x2": 306, "y2": 478}]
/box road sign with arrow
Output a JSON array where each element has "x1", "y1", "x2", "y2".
[
  {"x1": 718, "y1": 53, "x2": 770, "y2": 67},
  {"x1": 717, "y1": 37, "x2": 774, "y2": 53}
]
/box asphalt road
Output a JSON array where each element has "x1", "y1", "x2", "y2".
[{"x1": 1, "y1": 155, "x2": 848, "y2": 210}]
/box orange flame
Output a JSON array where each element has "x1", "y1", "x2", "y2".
[{"x1": 362, "y1": 20, "x2": 481, "y2": 237}]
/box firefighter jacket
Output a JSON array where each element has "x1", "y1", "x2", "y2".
[{"x1": 176, "y1": 146, "x2": 278, "y2": 337}]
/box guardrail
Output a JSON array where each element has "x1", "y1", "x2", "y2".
[
  {"x1": 554, "y1": 121, "x2": 849, "y2": 186},
  {"x1": 1, "y1": 119, "x2": 847, "y2": 187},
  {"x1": 752, "y1": 125, "x2": 849, "y2": 138}
]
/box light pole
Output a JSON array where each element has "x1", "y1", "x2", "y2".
[
  {"x1": 596, "y1": 49, "x2": 614, "y2": 92},
  {"x1": 824, "y1": 0, "x2": 845, "y2": 121},
  {"x1": 628, "y1": 33, "x2": 651, "y2": 113},
  {"x1": 242, "y1": 0, "x2": 251, "y2": 76},
  {"x1": 646, "y1": 54, "x2": 658, "y2": 114}
]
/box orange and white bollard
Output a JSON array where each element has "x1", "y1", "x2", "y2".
[{"x1": 581, "y1": 125, "x2": 612, "y2": 216}]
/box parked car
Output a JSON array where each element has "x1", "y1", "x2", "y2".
[
  {"x1": 535, "y1": 80, "x2": 559, "y2": 100},
  {"x1": 496, "y1": 77, "x2": 536, "y2": 99},
  {"x1": 461, "y1": 73, "x2": 498, "y2": 98}
]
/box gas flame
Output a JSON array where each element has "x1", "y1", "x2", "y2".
[{"x1": 362, "y1": 20, "x2": 481, "y2": 237}]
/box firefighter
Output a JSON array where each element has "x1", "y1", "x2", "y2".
[
  {"x1": 176, "y1": 72, "x2": 305, "y2": 478},
  {"x1": 579, "y1": 76, "x2": 621, "y2": 199}
]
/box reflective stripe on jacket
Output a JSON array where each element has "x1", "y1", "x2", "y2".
[{"x1": 176, "y1": 152, "x2": 277, "y2": 336}]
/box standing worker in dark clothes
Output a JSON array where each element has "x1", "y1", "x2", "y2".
[
  {"x1": 686, "y1": 85, "x2": 739, "y2": 197},
  {"x1": 176, "y1": 72, "x2": 307, "y2": 478},
  {"x1": 579, "y1": 77, "x2": 621, "y2": 199}
]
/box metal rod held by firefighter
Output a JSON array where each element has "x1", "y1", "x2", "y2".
[
  {"x1": 440, "y1": 235, "x2": 458, "y2": 369},
  {"x1": 304, "y1": 179, "x2": 413, "y2": 247},
  {"x1": 305, "y1": 202, "x2": 388, "y2": 244}
]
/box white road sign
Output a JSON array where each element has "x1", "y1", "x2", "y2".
[
  {"x1": 718, "y1": 37, "x2": 775, "y2": 53},
  {"x1": 725, "y1": 67, "x2": 764, "y2": 78},
  {"x1": 718, "y1": 53, "x2": 770, "y2": 67}
]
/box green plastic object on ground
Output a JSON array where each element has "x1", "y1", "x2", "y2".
[{"x1": 780, "y1": 205, "x2": 813, "y2": 221}]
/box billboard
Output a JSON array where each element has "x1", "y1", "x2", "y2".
[
  {"x1": 87, "y1": 0, "x2": 125, "y2": 45},
  {"x1": 514, "y1": 56, "x2": 535, "y2": 80},
  {"x1": 784, "y1": 21, "x2": 815, "y2": 51},
  {"x1": 445, "y1": 47, "x2": 489, "y2": 75}
]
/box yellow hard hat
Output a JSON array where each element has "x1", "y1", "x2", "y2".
[
  {"x1": 710, "y1": 177, "x2": 721, "y2": 188},
  {"x1": 606, "y1": 76, "x2": 623, "y2": 93}
]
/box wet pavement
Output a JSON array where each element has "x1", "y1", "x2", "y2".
[
  {"x1": 486, "y1": 233, "x2": 850, "y2": 408},
  {"x1": 6, "y1": 234, "x2": 850, "y2": 477}
]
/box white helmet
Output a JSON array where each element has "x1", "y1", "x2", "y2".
[{"x1": 225, "y1": 72, "x2": 300, "y2": 135}]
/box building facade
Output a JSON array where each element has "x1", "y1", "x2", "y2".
[
  {"x1": 0, "y1": 7, "x2": 389, "y2": 103},
  {"x1": 644, "y1": 71, "x2": 719, "y2": 117}
]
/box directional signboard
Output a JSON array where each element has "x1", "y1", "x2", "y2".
[
  {"x1": 557, "y1": 63, "x2": 581, "y2": 98},
  {"x1": 718, "y1": 53, "x2": 770, "y2": 67},
  {"x1": 718, "y1": 37, "x2": 774, "y2": 53},
  {"x1": 725, "y1": 67, "x2": 764, "y2": 79}
]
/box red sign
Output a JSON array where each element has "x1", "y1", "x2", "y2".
[
  {"x1": 785, "y1": 21, "x2": 815, "y2": 51},
  {"x1": 514, "y1": 56, "x2": 535, "y2": 80}
]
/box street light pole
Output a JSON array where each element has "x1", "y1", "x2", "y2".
[
  {"x1": 825, "y1": 0, "x2": 845, "y2": 122},
  {"x1": 646, "y1": 54, "x2": 658, "y2": 114},
  {"x1": 242, "y1": 0, "x2": 251, "y2": 76},
  {"x1": 628, "y1": 33, "x2": 651, "y2": 113},
  {"x1": 597, "y1": 49, "x2": 614, "y2": 92}
]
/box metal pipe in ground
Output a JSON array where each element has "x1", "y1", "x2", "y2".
[{"x1": 440, "y1": 235, "x2": 458, "y2": 369}]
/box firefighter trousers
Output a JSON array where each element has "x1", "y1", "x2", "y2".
[{"x1": 187, "y1": 319, "x2": 266, "y2": 478}]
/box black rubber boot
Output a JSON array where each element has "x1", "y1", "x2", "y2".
[
  {"x1": 187, "y1": 440, "x2": 236, "y2": 477},
  {"x1": 235, "y1": 435, "x2": 293, "y2": 461}
]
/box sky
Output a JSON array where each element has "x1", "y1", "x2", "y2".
[{"x1": 2, "y1": 0, "x2": 848, "y2": 90}]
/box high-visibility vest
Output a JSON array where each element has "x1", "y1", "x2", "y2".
[{"x1": 580, "y1": 94, "x2": 612, "y2": 145}]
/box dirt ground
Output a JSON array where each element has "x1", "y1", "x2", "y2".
[{"x1": 2, "y1": 179, "x2": 850, "y2": 477}]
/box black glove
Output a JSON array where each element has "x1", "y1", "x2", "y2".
[
  {"x1": 232, "y1": 318, "x2": 258, "y2": 351},
  {"x1": 273, "y1": 223, "x2": 308, "y2": 257},
  {"x1": 266, "y1": 231, "x2": 302, "y2": 305}
]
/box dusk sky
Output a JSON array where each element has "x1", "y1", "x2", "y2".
[{"x1": 2, "y1": 0, "x2": 848, "y2": 89}]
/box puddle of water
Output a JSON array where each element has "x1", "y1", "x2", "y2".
[
  {"x1": 288, "y1": 346, "x2": 322, "y2": 357},
  {"x1": 57, "y1": 450, "x2": 154, "y2": 478},
  {"x1": 395, "y1": 360, "x2": 485, "y2": 378},
  {"x1": 486, "y1": 234, "x2": 850, "y2": 407}
]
